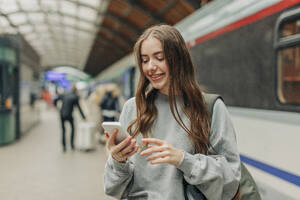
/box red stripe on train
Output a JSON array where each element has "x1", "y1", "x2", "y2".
[{"x1": 187, "y1": 0, "x2": 300, "y2": 47}]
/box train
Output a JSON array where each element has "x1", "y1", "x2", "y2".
[
  {"x1": 0, "y1": 34, "x2": 40, "y2": 145},
  {"x1": 95, "y1": 0, "x2": 300, "y2": 199}
]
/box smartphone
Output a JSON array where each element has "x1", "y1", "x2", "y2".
[{"x1": 102, "y1": 121, "x2": 129, "y2": 144}]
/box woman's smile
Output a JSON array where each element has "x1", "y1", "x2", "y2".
[{"x1": 149, "y1": 73, "x2": 165, "y2": 81}]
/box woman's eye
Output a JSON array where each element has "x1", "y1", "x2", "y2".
[
  {"x1": 142, "y1": 60, "x2": 148, "y2": 63},
  {"x1": 157, "y1": 57, "x2": 164, "y2": 61}
]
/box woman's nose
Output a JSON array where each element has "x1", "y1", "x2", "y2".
[{"x1": 148, "y1": 59, "x2": 157, "y2": 71}]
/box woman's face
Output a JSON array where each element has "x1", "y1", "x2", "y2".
[{"x1": 140, "y1": 37, "x2": 170, "y2": 95}]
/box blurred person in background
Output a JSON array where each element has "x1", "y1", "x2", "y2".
[
  {"x1": 54, "y1": 85, "x2": 86, "y2": 152},
  {"x1": 41, "y1": 88, "x2": 53, "y2": 107},
  {"x1": 99, "y1": 84, "x2": 121, "y2": 144}
]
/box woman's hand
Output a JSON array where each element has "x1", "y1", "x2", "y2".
[
  {"x1": 106, "y1": 129, "x2": 139, "y2": 163},
  {"x1": 140, "y1": 138, "x2": 184, "y2": 167}
]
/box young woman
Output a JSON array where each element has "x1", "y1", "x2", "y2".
[{"x1": 104, "y1": 24, "x2": 241, "y2": 200}]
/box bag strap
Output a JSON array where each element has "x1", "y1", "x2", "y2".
[
  {"x1": 203, "y1": 93, "x2": 240, "y2": 200},
  {"x1": 203, "y1": 93, "x2": 261, "y2": 200},
  {"x1": 202, "y1": 93, "x2": 223, "y2": 124}
]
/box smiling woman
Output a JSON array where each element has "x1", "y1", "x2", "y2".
[
  {"x1": 103, "y1": 24, "x2": 241, "y2": 200},
  {"x1": 140, "y1": 37, "x2": 170, "y2": 95}
]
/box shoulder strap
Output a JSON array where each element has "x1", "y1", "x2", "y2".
[
  {"x1": 202, "y1": 93, "x2": 223, "y2": 124},
  {"x1": 203, "y1": 93, "x2": 261, "y2": 200}
]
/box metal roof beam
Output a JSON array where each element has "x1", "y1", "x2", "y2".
[
  {"x1": 100, "y1": 26, "x2": 133, "y2": 47},
  {"x1": 157, "y1": 0, "x2": 179, "y2": 15},
  {"x1": 96, "y1": 33, "x2": 128, "y2": 53},
  {"x1": 105, "y1": 11, "x2": 142, "y2": 33},
  {"x1": 127, "y1": 0, "x2": 162, "y2": 25}
]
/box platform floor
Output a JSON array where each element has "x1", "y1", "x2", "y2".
[{"x1": 0, "y1": 104, "x2": 114, "y2": 200}]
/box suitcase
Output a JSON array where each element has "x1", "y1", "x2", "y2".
[{"x1": 77, "y1": 122, "x2": 97, "y2": 151}]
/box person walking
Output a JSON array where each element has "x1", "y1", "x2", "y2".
[
  {"x1": 55, "y1": 85, "x2": 86, "y2": 152},
  {"x1": 103, "y1": 24, "x2": 241, "y2": 200}
]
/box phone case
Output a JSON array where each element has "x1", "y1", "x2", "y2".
[{"x1": 102, "y1": 122, "x2": 129, "y2": 143}]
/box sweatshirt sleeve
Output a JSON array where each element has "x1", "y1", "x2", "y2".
[
  {"x1": 177, "y1": 99, "x2": 241, "y2": 200},
  {"x1": 103, "y1": 155, "x2": 134, "y2": 199},
  {"x1": 103, "y1": 99, "x2": 135, "y2": 199}
]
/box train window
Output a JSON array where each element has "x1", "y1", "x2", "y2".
[
  {"x1": 280, "y1": 19, "x2": 300, "y2": 38},
  {"x1": 276, "y1": 10, "x2": 300, "y2": 104},
  {"x1": 277, "y1": 46, "x2": 300, "y2": 104}
]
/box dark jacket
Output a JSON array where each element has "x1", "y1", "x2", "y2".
[
  {"x1": 55, "y1": 91, "x2": 86, "y2": 119},
  {"x1": 99, "y1": 92, "x2": 120, "y2": 113}
]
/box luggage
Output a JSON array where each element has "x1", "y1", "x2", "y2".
[{"x1": 77, "y1": 122, "x2": 96, "y2": 151}]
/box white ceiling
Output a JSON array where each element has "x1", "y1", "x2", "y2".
[{"x1": 0, "y1": 0, "x2": 109, "y2": 70}]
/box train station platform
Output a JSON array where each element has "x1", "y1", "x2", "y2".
[
  {"x1": 1, "y1": 101, "x2": 298, "y2": 200},
  {"x1": 0, "y1": 102, "x2": 114, "y2": 200}
]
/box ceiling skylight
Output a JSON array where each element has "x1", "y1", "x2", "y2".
[{"x1": 0, "y1": 0, "x2": 109, "y2": 70}]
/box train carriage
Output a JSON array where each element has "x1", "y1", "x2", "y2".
[{"x1": 177, "y1": 0, "x2": 300, "y2": 198}]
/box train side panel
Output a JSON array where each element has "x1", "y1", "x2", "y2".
[{"x1": 190, "y1": 5, "x2": 300, "y2": 112}]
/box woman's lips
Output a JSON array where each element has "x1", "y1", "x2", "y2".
[{"x1": 150, "y1": 73, "x2": 164, "y2": 81}]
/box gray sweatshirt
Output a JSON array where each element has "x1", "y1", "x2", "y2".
[{"x1": 104, "y1": 93, "x2": 241, "y2": 200}]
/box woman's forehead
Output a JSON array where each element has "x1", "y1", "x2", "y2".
[{"x1": 140, "y1": 37, "x2": 163, "y2": 55}]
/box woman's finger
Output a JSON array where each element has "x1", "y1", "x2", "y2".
[
  {"x1": 140, "y1": 145, "x2": 166, "y2": 156},
  {"x1": 122, "y1": 138, "x2": 136, "y2": 154},
  {"x1": 107, "y1": 128, "x2": 118, "y2": 146},
  {"x1": 124, "y1": 145, "x2": 139, "y2": 157},
  {"x1": 112, "y1": 136, "x2": 132, "y2": 153},
  {"x1": 146, "y1": 151, "x2": 169, "y2": 161},
  {"x1": 141, "y1": 138, "x2": 164, "y2": 145}
]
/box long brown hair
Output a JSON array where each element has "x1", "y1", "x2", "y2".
[{"x1": 128, "y1": 24, "x2": 210, "y2": 154}]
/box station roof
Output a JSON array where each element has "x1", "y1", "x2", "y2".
[{"x1": 0, "y1": 0, "x2": 212, "y2": 77}]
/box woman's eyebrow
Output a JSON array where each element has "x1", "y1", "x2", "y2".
[
  {"x1": 153, "y1": 51, "x2": 163, "y2": 56},
  {"x1": 141, "y1": 51, "x2": 163, "y2": 57}
]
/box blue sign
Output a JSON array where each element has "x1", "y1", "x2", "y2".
[{"x1": 45, "y1": 71, "x2": 66, "y2": 81}]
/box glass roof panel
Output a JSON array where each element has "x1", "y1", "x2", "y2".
[
  {"x1": 40, "y1": 0, "x2": 58, "y2": 12},
  {"x1": 6, "y1": 27, "x2": 18, "y2": 34},
  {"x1": 47, "y1": 13, "x2": 61, "y2": 24},
  {"x1": 0, "y1": 0, "x2": 18, "y2": 14},
  {"x1": 28, "y1": 13, "x2": 45, "y2": 23},
  {"x1": 60, "y1": 1, "x2": 77, "y2": 17},
  {"x1": 18, "y1": 24, "x2": 33, "y2": 34},
  {"x1": 78, "y1": 6, "x2": 98, "y2": 21},
  {"x1": 64, "y1": 27, "x2": 76, "y2": 35},
  {"x1": 35, "y1": 25, "x2": 49, "y2": 32},
  {"x1": 25, "y1": 33, "x2": 38, "y2": 41},
  {"x1": 19, "y1": 0, "x2": 39, "y2": 11},
  {"x1": 78, "y1": 20, "x2": 94, "y2": 30},
  {"x1": 79, "y1": 0, "x2": 100, "y2": 7},
  {"x1": 0, "y1": 16, "x2": 9, "y2": 27},
  {"x1": 0, "y1": 0, "x2": 106, "y2": 70},
  {"x1": 63, "y1": 16, "x2": 77, "y2": 27},
  {"x1": 8, "y1": 13, "x2": 27, "y2": 25}
]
